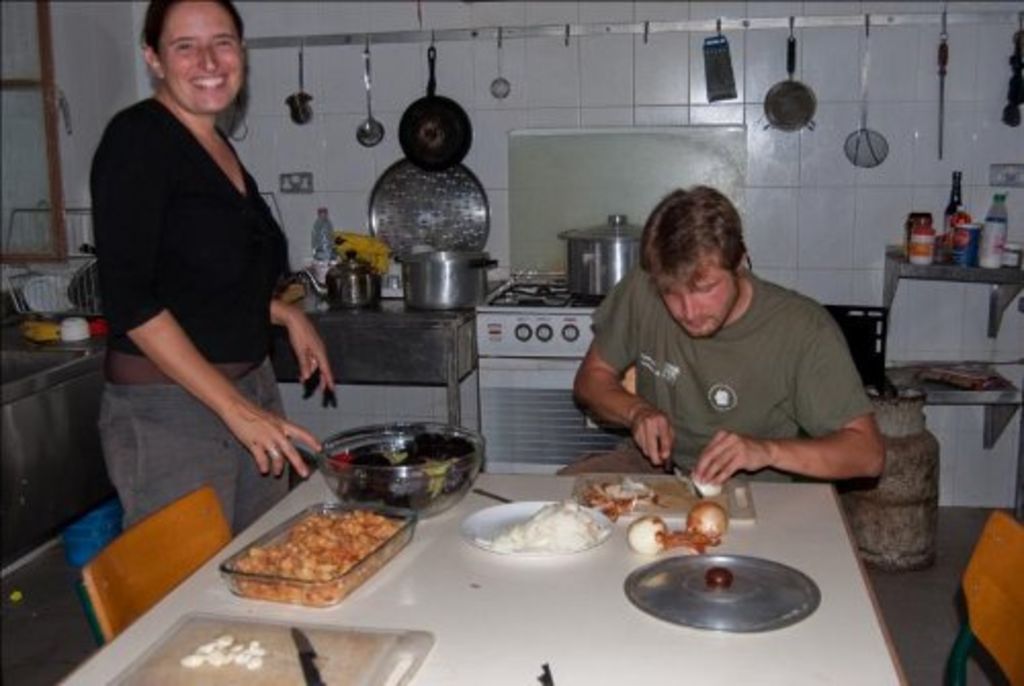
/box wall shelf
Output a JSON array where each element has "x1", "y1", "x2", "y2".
[{"x1": 883, "y1": 246, "x2": 1024, "y2": 338}]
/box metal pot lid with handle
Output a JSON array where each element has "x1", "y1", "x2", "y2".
[
  {"x1": 369, "y1": 159, "x2": 489, "y2": 260},
  {"x1": 558, "y1": 214, "x2": 643, "y2": 241},
  {"x1": 624, "y1": 554, "x2": 821, "y2": 632}
]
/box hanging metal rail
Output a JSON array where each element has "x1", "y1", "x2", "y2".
[{"x1": 245, "y1": 11, "x2": 1020, "y2": 51}]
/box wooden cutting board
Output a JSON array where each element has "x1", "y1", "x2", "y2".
[
  {"x1": 112, "y1": 614, "x2": 434, "y2": 686},
  {"x1": 573, "y1": 474, "x2": 756, "y2": 521}
]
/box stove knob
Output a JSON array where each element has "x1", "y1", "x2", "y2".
[
  {"x1": 514, "y1": 323, "x2": 533, "y2": 342},
  {"x1": 562, "y1": 324, "x2": 580, "y2": 342},
  {"x1": 535, "y1": 324, "x2": 553, "y2": 342}
]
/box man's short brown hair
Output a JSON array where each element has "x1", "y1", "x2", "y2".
[{"x1": 640, "y1": 186, "x2": 746, "y2": 283}]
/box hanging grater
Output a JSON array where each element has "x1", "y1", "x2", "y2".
[{"x1": 703, "y1": 32, "x2": 737, "y2": 102}]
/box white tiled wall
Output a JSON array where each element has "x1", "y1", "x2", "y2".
[{"x1": 49, "y1": 1, "x2": 1022, "y2": 507}]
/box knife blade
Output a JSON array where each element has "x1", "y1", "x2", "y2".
[{"x1": 290, "y1": 627, "x2": 326, "y2": 686}]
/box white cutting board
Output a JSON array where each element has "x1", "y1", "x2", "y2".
[
  {"x1": 112, "y1": 614, "x2": 434, "y2": 686},
  {"x1": 573, "y1": 474, "x2": 757, "y2": 521}
]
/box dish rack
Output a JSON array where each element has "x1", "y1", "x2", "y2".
[{"x1": 4, "y1": 257, "x2": 102, "y2": 316}]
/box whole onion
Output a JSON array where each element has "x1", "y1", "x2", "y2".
[
  {"x1": 686, "y1": 501, "x2": 729, "y2": 539},
  {"x1": 627, "y1": 515, "x2": 667, "y2": 555}
]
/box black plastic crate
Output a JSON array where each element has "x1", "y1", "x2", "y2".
[{"x1": 824, "y1": 305, "x2": 888, "y2": 392}]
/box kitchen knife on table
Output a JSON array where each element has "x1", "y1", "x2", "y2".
[{"x1": 290, "y1": 627, "x2": 326, "y2": 686}]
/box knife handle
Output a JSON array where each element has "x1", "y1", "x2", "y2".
[{"x1": 938, "y1": 40, "x2": 948, "y2": 75}]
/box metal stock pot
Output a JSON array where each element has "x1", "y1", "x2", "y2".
[
  {"x1": 559, "y1": 214, "x2": 643, "y2": 296},
  {"x1": 401, "y1": 251, "x2": 496, "y2": 310}
]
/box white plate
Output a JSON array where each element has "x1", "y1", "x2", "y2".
[
  {"x1": 21, "y1": 275, "x2": 73, "y2": 312},
  {"x1": 460, "y1": 501, "x2": 613, "y2": 556}
]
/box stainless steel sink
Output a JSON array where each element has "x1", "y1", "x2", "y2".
[{"x1": 1, "y1": 343, "x2": 112, "y2": 569}]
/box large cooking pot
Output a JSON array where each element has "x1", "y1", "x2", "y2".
[
  {"x1": 401, "y1": 251, "x2": 496, "y2": 310},
  {"x1": 559, "y1": 214, "x2": 643, "y2": 296}
]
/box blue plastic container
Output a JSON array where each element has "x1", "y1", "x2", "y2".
[{"x1": 63, "y1": 498, "x2": 123, "y2": 568}]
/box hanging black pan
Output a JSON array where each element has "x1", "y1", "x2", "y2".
[
  {"x1": 764, "y1": 18, "x2": 816, "y2": 132},
  {"x1": 399, "y1": 45, "x2": 473, "y2": 171}
]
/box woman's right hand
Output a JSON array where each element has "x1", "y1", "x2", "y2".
[
  {"x1": 628, "y1": 402, "x2": 675, "y2": 466},
  {"x1": 220, "y1": 397, "x2": 321, "y2": 478}
]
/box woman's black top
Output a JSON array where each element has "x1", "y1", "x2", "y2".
[{"x1": 91, "y1": 99, "x2": 288, "y2": 364}]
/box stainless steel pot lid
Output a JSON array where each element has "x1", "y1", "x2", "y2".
[
  {"x1": 369, "y1": 159, "x2": 489, "y2": 259},
  {"x1": 558, "y1": 214, "x2": 642, "y2": 240},
  {"x1": 624, "y1": 554, "x2": 821, "y2": 632}
]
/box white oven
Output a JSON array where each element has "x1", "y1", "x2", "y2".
[{"x1": 476, "y1": 281, "x2": 626, "y2": 474}]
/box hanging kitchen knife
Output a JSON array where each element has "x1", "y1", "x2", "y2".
[
  {"x1": 938, "y1": 10, "x2": 948, "y2": 159},
  {"x1": 290, "y1": 627, "x2": 326, "y2": 686}
]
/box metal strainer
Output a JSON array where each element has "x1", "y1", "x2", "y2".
[
  {"x1": 845, "y1": 16, "x2": 888, "y2": 168},
  {"x1": 368, "y1": 159, "x2": 490, "y2": 259}
]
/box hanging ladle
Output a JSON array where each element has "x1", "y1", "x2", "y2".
[
  {"x1": 490, "y1": 27, "x2": 511, "y2": 100},
  {"x1": 285, "y1": 42, "x2": 313, "y2": 125},
  {"x1": 844, "y1": 15, "x2": 888, "y2": 168},
  {"x1": 356, "y1": 37, "x2": 384, "y2": 147}
]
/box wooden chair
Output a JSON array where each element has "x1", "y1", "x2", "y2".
[
  {"x1": 945, "y1": 510, "x2": 1024, "y2": 685},
  {"x1": 80, "y1": 485, "x2": 231, "y2": 642}
]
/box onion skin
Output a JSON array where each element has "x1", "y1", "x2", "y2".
[
  {"x1": 686, "y1": 501, "x2": 729, "y2": 541},
  {"x1": 627, "y1": 516, "x2": 667, "y2": 555}
]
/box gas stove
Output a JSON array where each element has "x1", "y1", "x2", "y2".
[{"x1": 476, "y1": 275, "x2": 602, "y2": 358}]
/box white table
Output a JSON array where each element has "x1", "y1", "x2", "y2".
[{"x1": 63, "y1": 474, "x2": 905, "y2": 685}]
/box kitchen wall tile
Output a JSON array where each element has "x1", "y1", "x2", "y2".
[
  {"x1": 800, "y1": 26, "x2": 859, "y2": 103},
  {"x1": 850, "y1": 269, "x2": 884, "y2": 306},
  {"x1": 309, "y1": 45, "x2": 365, "y2": 116},
  {"x1": 369, "y1": 115, "x2": 406, "y2": 177},
  {"x1": 321, "y1": 114, "x2": 377, "y2": 192},
  {"x1": 234, "y1": 116, "x2": 279, "y2": 193},
  {"x1": 688, "y1": 2, "x2": 746, "y2": 21},
  {"x1": 525, "y1": 2, "x2": 579, "y2": 25},
  {"x1": 368, "y1": 43, "x2": 427, "y2": 112},
  {"x1": 633, "y1": 105, "x2": 690, "y2": 126},
  {"x1": 924, "y1": 405, "x2": 957, "y2": 505},
  {"x1": 246, "y1": 48, "x2": 294, "y2": 117},
  {"x1": 581, "y1": 35, "x2": 634, "y2": 107},
  {"x1": 803, "y1": 2, "x2": 863, "y2": 17},
  {"x1": 969, "y1": 106, "x2": 1024, "y2": 189},
  {"x1": 634, "y1": 2, "x2": 690, "y2": 23},
  {"x1": 754, "y1": 268, "x2": 798, "y2": 290},
  {"x1": 367, "y1": 2, "x2": 422, "y2": 32},
  {"x1": 470, "y1": 2, "x2": 526, "y2": 28},
  {"x1": 798, "y1": 187, "x2": 856, "y2": 268},
  {"x1": 745, "y1": 29, "x2": 789, "y2": 105},
  {"x1": 745, "y1": 104, "x2": 800, "y2": 187},
  {"x1": 864, "y1": 25, "x2": 919, "y2": 103},
  {"x1": 862, "y1": 1, "x2": 943, "y2": 13},
  {"x1": 951, "y1": 407, "x2": 1018, "y2": 507},
  {"x1": 473, "y1": 36, "x2": 527, "y2": 109},
  {"x1": 418, "y1": 1, "x2": 473, "y2": 29},
  {"x1": 795, "y1": 268, "x2": 854, "y2": 304},
  {"x1": 853, "y1": 186, "x2": 909, "y2": 269},
  {"x1": 743, "y1": 187, "x2": 799, "y2": 269},
  {"x1": 908, "y1": 101, "x2": 981, "y2": 189},
  {"x1": 237, "y1": 2, "x2": 324, "y2": 37},
  {"x1": 688, "y1": 30, "x2": 745, "y2": 105},
  {"x1": 747, "y1": 3, "x2": 803, "y2": 19},
  {"x1": 886, "y1": 279, "x2": 965, "y2": 359},
  {"x1": 580, "y1": 107, "x2": 635, "y2": 127},
  {"x1": 688, "y1": 104, "x2": 745, "y2": 125},
  {"x1": 463, "y1": 108, "x2": 528, "y2": 189},
  {"x1": 317, "y1": 3, "x2": 369, "y2": 34},
  {"x1": 579, "y1": 1, "x2": 634, "y2": 23},
  {"x1": 525, "y1": 107, "x2": 580, "y2": 128},
  {"x1": 851, "y1": 102, "x2": 916, "y2": 188},
  {"x1": 525, "y1": 37, "x2": 581, "y2": 108},
  {"x1": 275, "y1": 117, "x2": 327, "y2": 185},
  {"x1": 635, "y1": 32, "x2": 690, "y2": 106},
  {"x1": 799, "y1": 103, "x2": 860, "y2": 188}
]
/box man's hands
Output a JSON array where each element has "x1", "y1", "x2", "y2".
[
  {"x1": 692, "y1": 430, "x2": 774, "y2": 485},
  {"x1": 627, "y1": 402, "x2": 675, "y2": 467}
]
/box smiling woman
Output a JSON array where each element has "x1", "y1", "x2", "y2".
[{"x1": 90, "y1": 0, "x2": 336, "y2": 533}]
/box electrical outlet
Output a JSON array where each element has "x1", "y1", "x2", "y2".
[
  {"x1": 279, "y1": 172, "x2": 314, "y2": 194},
  {"x1": 989, "y1": 163, "x2": 1024, "y2": 188}
]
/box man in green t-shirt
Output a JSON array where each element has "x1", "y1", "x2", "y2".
[{"x1": 573, "y1": 186, "x2": 884, "y2": 485}]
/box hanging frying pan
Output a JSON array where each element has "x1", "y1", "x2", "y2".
[
  {"x1": 399, "y1": 45, "x2": 473, "y2": 171},
  {"x1": 764, "y1": 18, "x2": 816, "y2": 132}
]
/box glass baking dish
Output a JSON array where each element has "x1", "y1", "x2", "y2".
[{"x1": 219, "y1": 503, "x2": 416, "y2": 607}]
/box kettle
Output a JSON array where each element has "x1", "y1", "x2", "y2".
[{"x1": 325, "y1": 251, "x2": 381, "y2": 308}]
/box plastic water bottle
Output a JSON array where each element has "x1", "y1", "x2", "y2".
[
  {"x1": 311, "y1": 207, "x2": 334, "y2": 262},
  {"x1": 979, "y1": 194, "x2": 1008, "y2": 269}
]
